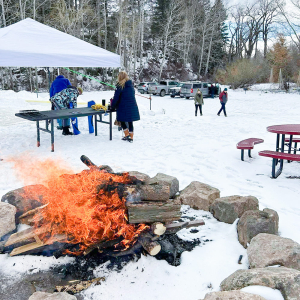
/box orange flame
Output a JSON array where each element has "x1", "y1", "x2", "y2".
[
  {"x1": 37, "y1": 169, "x2": 148, "y2": 253},
  {"x1": 9, "y1": 155, "x2": 148, "y2": 254}
]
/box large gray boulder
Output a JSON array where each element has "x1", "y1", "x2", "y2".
[
  {"x1": 28, "y1": 292, "x2": 77, "y2": 300},
  {"x1": 175, "y1": 181, "x2": 220, "y2": 211},
  {"x1": 220, "y1": 267, "x2": 300, "y2": 300},
  {"x1": 203, "y1": 291, "x2": 266, "y2": 300},
  {"x1": 0, "y1": 202, "x2": 16, "y2": 238},
  {"x1": 1, "y1": 185, "x2": 47, "y2": 221},
  {"x1": 237, "y1": 209, "x2": 279, "y2": 248},
  {"x1": 127, "y1": 171, "x2": 150, "y2": 182},
  {"x1": 146, "y1": 173, "x2": 179, "y2": 198},
  {"x1": 209, "y1": 195, "x2": 259, "y2": 224},
  {"x1": 248, "y1": 233, "x2": 300, "y2": 271}
]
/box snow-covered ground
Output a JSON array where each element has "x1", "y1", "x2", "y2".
[{"x1": 1, "y1": 87, "x2": 299, "y2": 300}]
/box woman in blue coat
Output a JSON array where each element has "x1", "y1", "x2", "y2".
[{"x1": 111, "y1": 71, "x2": 140, "y2": 142}]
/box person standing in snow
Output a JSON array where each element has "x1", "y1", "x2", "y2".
[
  {"x1": 50, "y1": 86, "x2": 83, "y2": 135},
  {"x1": 111, "y1": 71, "x2": 140, "y2": 143},
  {"x1": 194, "y1": 88, "x2": 203, "y2": 116},
  {"x1": 217, "y1": 88, "x2": 228, "y2": 117},
  {"x1": 50, "y1": 75, "x2": 72, "y2": 130},
  {"x1": 211, "y1": 84, "x2": 215, "y2": 98}
]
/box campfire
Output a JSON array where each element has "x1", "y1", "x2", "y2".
[{"x1": 3, "y1": 156, "x2": 204, "y2": 262}]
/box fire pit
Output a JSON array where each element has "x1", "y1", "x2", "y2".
[{"x1": 1, "y1": 156, "x2": 205, "y2": 296}]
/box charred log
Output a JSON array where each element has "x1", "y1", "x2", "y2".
[
  {"x1": 165, "y1": 220, "x2": 205, "y2": 234},
  {"x1": 55, "y1": 277, "x2": 105, "y2": 294},
  {"x1": 84, "y1": 237, "x2": 124, "y2": 256}
]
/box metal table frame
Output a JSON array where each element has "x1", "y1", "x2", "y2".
[{"x1": 15, "y1": 107, "x2": 112, "y2": 152}]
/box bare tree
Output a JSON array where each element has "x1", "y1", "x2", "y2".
[
  {"x1": 259, "y1": 0, "x2": 281, "y2": 58},
  {"x1": 276, "y1": 0, "x2": 300, "y2": 49},
  {"x1": 158, "y1": 0, "x2": 184, "y2": 80}
]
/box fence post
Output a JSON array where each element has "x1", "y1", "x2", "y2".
[{"x1": 150, "y1": 94, "x2": 152, "y2": 110}]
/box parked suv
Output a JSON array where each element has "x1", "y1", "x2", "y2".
[
  {"x1": 180, "y1": 81, "x2": 214, "y2": 99},
  {"x1": 137, "y1": 82, "x2": 158, "y2": 94}
]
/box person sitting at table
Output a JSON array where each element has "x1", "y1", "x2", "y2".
[
  {"x1": 50, "y1": 75, "x2": 72, "y2": 130},
  {"x1": 50, "y1": 86, "x2": 83, "y2": 135}
]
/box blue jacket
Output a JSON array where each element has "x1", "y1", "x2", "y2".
[
  {"x1": 111, "y1": 80, "x2": 140, "y2": 122},
  {"x1": 50, "y1": 75, "x2": 71, "y2": 97}
]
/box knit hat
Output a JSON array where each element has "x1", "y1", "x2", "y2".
[
  {"x1": 224, "y1": 88, "x2": 227, "y2": 91},
  {"x1": 77, "y1": 87, "x2": 83, "y2": 94}
]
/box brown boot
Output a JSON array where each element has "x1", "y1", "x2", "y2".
[
  {"x1": 122, "y1": 129, "x2": 129, "y2": 140},
  {"x1": 129, "y1": 132, "x2": 134, "y2": 141}
]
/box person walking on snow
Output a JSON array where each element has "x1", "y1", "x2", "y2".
[
  {"x1": 111, "y1": 71, "x2": 140, "y2": 143},
  {"x1": 194, "y1": 88, "x2": 204, "y2": 116},
  {"x1": 217, "y1": 88, "x2": 228, "y2": 117}
]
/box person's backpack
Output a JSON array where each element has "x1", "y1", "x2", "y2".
[{"x1": 219, "y1": 92, "x2": 223, "y2": 101}]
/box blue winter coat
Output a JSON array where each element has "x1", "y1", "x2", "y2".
[
  {"x1": 111, "y1": 80, "x2": 140, "y2": 122},
  {"x1": 50, "y1": 75, "x2": 72, "y2": 97}
]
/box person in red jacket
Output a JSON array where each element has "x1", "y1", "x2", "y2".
[{"x1": 217, "y1": 88, "x2": 228, "y2": 117}]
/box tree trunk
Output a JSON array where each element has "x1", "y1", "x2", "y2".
[
  {"x1": 103, "y1": 0, "x2": 107, "y2": 49},
  {"x1": 9, "y1": 68, "x2": 14, "y2": 91},
  {"x1": 33, "y1": 0, "x2": 36, "y2": 20},
  {"x1": 35, "y1": 67, "x2": 38, "y2": 92},
  {"x1": 0, "y1": 0, "x2": 6, "y2": 27},
  {"x1": 205, "y1": 22, "x2": 215, "y2": 76},
  {"x1": 198, "y1": 18, "x2": 208, "y2": 76}
]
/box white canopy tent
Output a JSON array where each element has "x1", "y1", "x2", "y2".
[{"x1": 0, "y1": 18, "x2": 120, "y2": 68}]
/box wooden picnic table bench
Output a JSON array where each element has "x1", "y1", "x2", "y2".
[{"x1": 236, "y1": 138, "x2": 264, "y2": 161}]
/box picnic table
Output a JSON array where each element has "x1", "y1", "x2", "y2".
[
  {"x1": 15, "y1": 107, "x2": 112, "y2": 152},
  {"x1": 259, "y1": 124, "x2": 300, "y2": 178}
]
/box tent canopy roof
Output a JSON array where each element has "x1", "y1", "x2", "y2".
[{"x1": 0, "y1": 18, "x2": 120, "y2": 67}]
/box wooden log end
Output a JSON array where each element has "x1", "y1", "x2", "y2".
[
  {"x1": 151, "y1": 222, "x2": 166, "y2": 236},
  {"x1": 142, "y1": 241, "x2": 161, "y2": 256}
]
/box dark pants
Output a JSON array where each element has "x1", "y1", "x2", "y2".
[
  {"x1": 211, "y1": 91, "x2": 214, "y2": 98},
  {"x1": 121, "y1": 121, "x2": 133, "y2": 132},
  {"x1": 217, "y1": 103, "x2": 227, "y2": 116},
  {"x1": 195, "y1": 104, "x2": 202, "y2": 116}
]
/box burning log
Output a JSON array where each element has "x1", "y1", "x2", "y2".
[
  {"x1": 5, "y1": 227, "x2": 67, "y2": 256},
  {"x1": 125, "y1": 184, "x2": 170, "y2": 201},
  {"x1": 126, "y1": 199, "x2": 181, "y2": 224},
  {"x1": 18, "y1": 204, "x2": 48, "y2": 225},
  {"x1": 83, "y1": 236, "x2": 124, "y2": 256},
  {"x1": 55, "y1": 277, "x2": 105, "y2": 294},
  {"x1": 5, "y1": 227, "x2": 48, "y2": 247}
]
